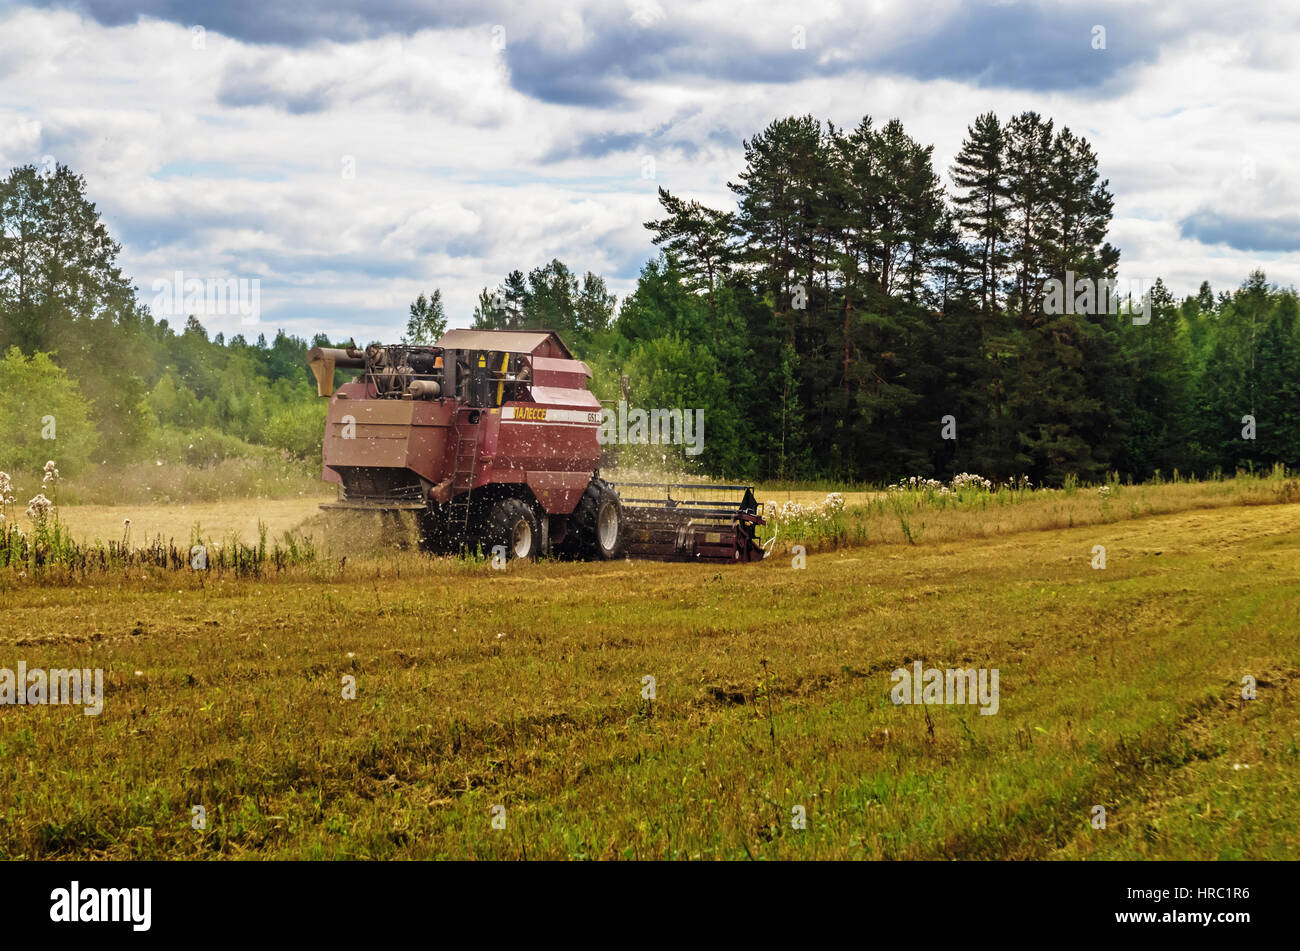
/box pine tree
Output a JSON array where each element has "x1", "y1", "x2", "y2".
[
  {"x1": 643, "y1": 187, "x2": 734, "y2": 319},
  {"x1": 998, "y1": 114, "x2": 1128, "y2": 483},
  {"x1": 1003, "y1": 112, "x2": 1057, "y2": 324},
  {"x1": 0, "y1": 163, "x2": 133, "y2": 353},
  {"x1": 1196, "y1": 281, "x2": 1215, "y2": 315},
  {"x1": 1046, "y1": 127, "x2": 1117, "y2": 285},
  {"x1": 949, "y1": 112, "x2": 1009, "y2": 317},
  {"x1": 728, "y1": 115, "x2": 830, "y2": 304}
]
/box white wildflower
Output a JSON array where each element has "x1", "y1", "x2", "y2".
[
  {"x1": 890, "y1": 476, "x2": 945, "y2": 493},
  {"x1": 951, "y1": 472, "x2": 993, "y2": 491},
  {"x1": 764, "y1": 493, "x2": 845, "y2": 526},
  {"x1": 26, "y1": 494, "x2": 54, "y2": 520}
]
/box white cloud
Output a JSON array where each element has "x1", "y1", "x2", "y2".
[{"x1": 0, "y1": 0, "x2": 1296, "y2": 348}]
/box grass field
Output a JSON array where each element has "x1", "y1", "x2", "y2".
[{"x1": 1, "y1": 475, "x2": 1297, "y2": 860}]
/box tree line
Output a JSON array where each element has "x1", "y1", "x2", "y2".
[
  {"x1": 468, "y1": 112, "x2": 1298, "y2": 483},
  {"x1": 473, "y1": 113, "x2": 1294, "y2": 483},
  {"x1": 2, "y1": 111, "x2": 1297, "y2": 485}
]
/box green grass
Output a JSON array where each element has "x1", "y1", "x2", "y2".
[{"x1": 0, "y1": 487, "x2": 1296, "y2": 859}]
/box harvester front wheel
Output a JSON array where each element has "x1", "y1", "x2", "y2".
[
  {"x1": 485, "y1": 498, "x2": 542, "y2": 561},
  {"x1": 565, "y1": 478, "x2": 624, "y2": 560}
]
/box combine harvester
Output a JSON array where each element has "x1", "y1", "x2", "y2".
[{"x1": 307, "y1": 329, "x2": 764, "y2": 563}]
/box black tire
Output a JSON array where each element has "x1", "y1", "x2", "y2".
[
  {"x1": 483, "y1": 498, "x2": 542, "y2": 561},
  {"x1": 563, "y1": 478, "x2": 624, "y2": 560}
]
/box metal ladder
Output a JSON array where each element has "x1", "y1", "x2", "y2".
[{"x1": 446, "y1": 418, "x2": 479, "y2": 533}]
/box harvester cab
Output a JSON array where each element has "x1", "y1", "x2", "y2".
[{"x1": 308, "y1": 328, "x2": 764, "y2": 563}]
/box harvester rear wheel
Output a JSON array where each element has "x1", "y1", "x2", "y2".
[
  {"x1": 484, "y1": 498, "x2": 542, "y2": 560},
  {"x1": 563, "y1": 478, "x2": 624, "y2": 560}
]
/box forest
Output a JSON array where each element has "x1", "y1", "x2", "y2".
[{"x1": 1, "y1": 111, "x2": 1296, "y2": 486}]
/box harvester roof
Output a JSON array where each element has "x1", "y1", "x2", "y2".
[{"x1": 435, "y1": 328, "x2": 574, "y2": 358}]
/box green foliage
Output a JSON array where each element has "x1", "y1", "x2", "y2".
[
  {"x1": 643, "y1": 186, "x2": 734, "y2": 314},
  {"x1": 950, "y1": 111, "x2": 1009, "y2": 315},
  {"x1": 1188, "y1": 271, "x2": 1300, "y2": 473},
  {"x1": 265, "y1": 401, "x2": 328, "y2": 460},
  {"x1": 0, "y1": 347, "x2": 98, "y2": 476},
  {"x1": 402, "y1": 290, "x2": 448, "y2": 345},
  {"x1": 148, "y1": 425, "x2": 264, "y2": 466},
  {"x1": 612, "y1": 112, "x2": 1300, "y2": 484},
  {"x1": 0, "y1": 164, "x2": 135, "y2": 355},
  {"x1": 610, "y1": 257, "x2": 711, "y2": 357},
  {"x1": 622, "y1": 335, "x2": 743, "y2": 475},
  {"x1": 472, "y1": 260, "x2": 615, "y2": 354}
]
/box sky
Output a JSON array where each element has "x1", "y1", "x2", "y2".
[{"x1": 2, "y1": 0, "x2": 1297, "y2": 343}]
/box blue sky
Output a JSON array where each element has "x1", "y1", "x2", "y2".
[{"x1": 3, "y1": 0, "x2": 1297, "y2": 342}]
